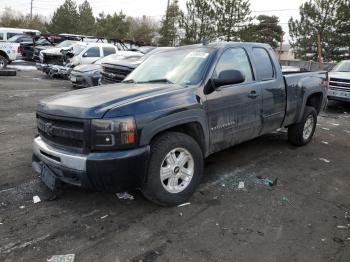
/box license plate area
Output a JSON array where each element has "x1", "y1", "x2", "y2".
[
  {"x1": 40, "y1": 164, "x2": 61, "y2": 191},
  {"x1": 329, "y1": 90, "x2": 350, "y2": 98},
  {"x1": 70, "y1": 76, "x2": 77, "y2": 82}
]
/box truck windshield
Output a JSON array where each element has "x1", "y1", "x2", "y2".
[
  {"x1": 332, "y1": 61, "x2": 350, "y2": 72},
  {"x1": 57, "y1": 40, "x2": 77, "y2": 48},
  {"x1": 72, "y1": 44, "x2": 86, "y2": 55},
  {"x1": 124, "y1": 48, "x2": 212, "y2": 86}
]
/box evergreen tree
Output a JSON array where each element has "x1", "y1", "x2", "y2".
[
  {"x1": 128, "y1": 16, "x2": 158, "y2": 45},
  {"x1": 335, "y1": 0, "x2": 350, "y2": 59},
  {"x1": 240, "y1": 15, "x2": 283, "y2": 49},
  {"x1": 289, "y1": 0, "x2": 342, "y2": 61},
  {"x1": 159, "y1": 0, "x2": 182, "y2": 46},
  {"x1": 48, "y1": 0, "x2": 79, "y2": 34},
  {"x1": 213, "y1": 0, "x2": 251, "y2": 41},
  {"x1": 78, "y1": 0, "x2": 95, "y2": 35},
  {"x1": 180, "y1": 0, "x2": 216, "y2": 44},
  {"x1": 95, "y1": 12, "x2": 130, "y2": 40}
]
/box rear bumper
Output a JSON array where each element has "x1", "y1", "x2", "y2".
[{"x1": 32, "y1": 137, "x2": 150, "y2": 192}]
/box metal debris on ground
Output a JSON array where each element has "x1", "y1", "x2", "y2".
[
  {"x1": 319, "y1": 158, "x2": 331, "y2": 163},
  {"x1": 19, "y1": 205, "x2": 25, "y2": 209},
  {"x1": 48, "y1": 254, "x2": 75, "y2": 262},
  {"x1": 321, "y1": 141, "x2": 329, "y2": 145},
  {"x1": 255, "y1": 176, "x2": 278, "y2": 187},
  {"x1": 344, "y1": 130, "x2": 350, "y2": 134},
  {"x1": 321, "y1": 127, "x2": 330, "y2": 131},
  {"x1": 116, "y1": 192, "x2": 134, "y2": 200},
  {"x1": 336, "y1": 225, "x2": 348, "y2": 229},
  {"x1": 238, "y1": 181, "x2": 245, "y2": 190},
  {"x1": 331, "y1": 123, "x2": 340, "y2": 126},
  {"x1": 178, "y1": 202, "x2": 191, "y2": 207},
  {"x1": 100, "y1": 215, "x2": 109, "y2": 220},
  {"x1": 282, "y1": 197, "x2": 297, "y2": 208},
  {"x1": 33, "y1": 195, "x2": 41, "y2": 204}
]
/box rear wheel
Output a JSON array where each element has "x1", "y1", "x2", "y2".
[
  {"x1": 288, "y1": 106, "x2": 317, "y2": 146},
  {"x1": 142, "y1": 132, "x2": 204, "y2": 206},
  {"x1": 0, "y1": 55, "x2": 8, "y2": 69}
]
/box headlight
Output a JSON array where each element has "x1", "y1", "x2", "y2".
[{"x1": 91, "y1": 117, "x2": 136, "y2": 151}]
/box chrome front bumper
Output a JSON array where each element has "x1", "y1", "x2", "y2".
[{"x1": 33, "y1": 137, "x2": 87, "y2": 172}]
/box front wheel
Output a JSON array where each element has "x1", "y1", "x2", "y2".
[
  {"x1": 288, "y1": 106, "x2": 317, "y2": 146},
  {"x1": 0, "y1": 55, "x2": 8, "y2": 69},
  {"x1": 142, "y1": 132, "x2": 204, "y2": 206}
]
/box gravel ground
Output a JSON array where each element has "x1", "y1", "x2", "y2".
[{"x1": 0, "y1": 69, "x2": 349, "y2": 262}]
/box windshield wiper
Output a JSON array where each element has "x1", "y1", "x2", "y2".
[{"x1": 139, "y1": 79, "x2": 174, "y2": 84}]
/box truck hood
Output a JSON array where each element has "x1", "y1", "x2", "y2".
[
  {"x1": 37, "y1": 83, "x2": 185, "y2": 119},
  {"x1": 73, "y1": 64, "x2": 101, "y2": 73},
  {"x1": 41, "y1": 47, "x2": 70, "y2": 55},
  {"x1": 329, "y1": 71, "x2": 350, "y2": 80}
]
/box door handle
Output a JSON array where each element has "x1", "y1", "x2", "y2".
[{"x1": 248, "y1": 91, "x2": 259, "y2": 99}]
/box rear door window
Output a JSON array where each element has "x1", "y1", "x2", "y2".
[
  {"x1": 7, "y1": 33, "x2": 20, "y2": 39},
  {"x1": 84, "y1": 47, "x2": 101, "y2": 57},
  {"x1": 0, "y1": 33, "x2": 3, "y2": 40},
  {"x1": 252, "y1": 48, "x2": 275, "y2": 81},
  {"x1": 103, "y1": 47, "x2": 116, "y2": 56}
]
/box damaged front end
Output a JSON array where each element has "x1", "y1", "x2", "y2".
[{"x1": 37, "y1": 49, "x2": 75, "y2": 78}]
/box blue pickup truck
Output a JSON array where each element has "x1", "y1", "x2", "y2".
[{"x1": 32, "y1": 42, "x2": 328, "y2": 206}]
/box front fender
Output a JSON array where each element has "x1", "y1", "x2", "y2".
[{"x1": 139, "y1": 109, "x2": 210, "y2": 157}]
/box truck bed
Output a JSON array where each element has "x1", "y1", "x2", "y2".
[{"x1": 283, "y1": 71, "x2": 328, "y2": 127}]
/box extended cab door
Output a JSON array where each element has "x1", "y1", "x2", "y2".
[
  {"x1": 81, "y1": 46, "x2": 102, "y2": 64},
  {"x1": 251, "y1": 47, "x2": 286, "y2": 134},
  {"x1": 205, "y1": 47, "x2": 262, "y2": 153}
]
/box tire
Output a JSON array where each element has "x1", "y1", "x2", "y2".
[
  {"x1": 288, "y1": 106, "x2": 317, "y2": 146},
  {"x1": 142, "y1": 132, "x2": 204, "y2": 206},
  {"x1": 0, "y1": 55, "x2": 8, "y2": 69}
]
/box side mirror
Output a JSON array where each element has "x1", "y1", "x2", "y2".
[{"x1": 213, "y1": 69, "x2": 245, "y2": 88}]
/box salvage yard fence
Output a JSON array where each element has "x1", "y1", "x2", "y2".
[{"x1": 280, "y1": 60, "x2": 337, "y2": 72}]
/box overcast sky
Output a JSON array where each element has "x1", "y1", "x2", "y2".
[{"x1": 1, "y1": 0, "x2": 307, "y2": 41}]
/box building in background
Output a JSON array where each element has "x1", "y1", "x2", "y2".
[{"x1": 276, "y1": 44, "x2": 296, "y2": 61}]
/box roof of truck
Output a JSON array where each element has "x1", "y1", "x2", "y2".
[{"x1": 172, "y1": 42, "x2": 272, "y2": 50}]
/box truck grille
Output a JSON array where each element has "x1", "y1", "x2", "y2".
[
  {"x1": 101, "y1": 64, "x2": 133, "y2": 84},
  {"x1": 329, "y1": 78, "x2": 350, "y2": 92},
  {"x1": 43, "y1": 54, "x2": 64, "y2": 65},
  {"x1": 37, "y1": 113, "x2": 89, "y2": 152}
]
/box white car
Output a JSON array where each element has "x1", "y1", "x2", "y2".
[
  {"x1": 39, "y1": 42, "x2": 119, "y2": 77},
  {"x1": 69, "y1": 43, "x2": 119, "y2": 66},
  {"x1": 0, "y1": 27, "x2": 40, "y2": 42},
  {"x1": 0, "y1": 42, "x2": 20, "y2": 68},
  {"x1": 328, "y1": 60, "x2": 350, "y2": 103}
]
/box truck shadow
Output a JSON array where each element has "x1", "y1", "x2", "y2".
[{"x1": 326, "y1": 100, "x2": 350, "y2": 114}]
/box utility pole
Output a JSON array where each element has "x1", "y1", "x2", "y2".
[
  {"x1": 30, "y1": 0, "x2": 33, "y2": 20},
  {"x1": 165, "y1": 0, "x2": 170, "y2": 21},
  {"x1": 278, "y1": 32, "x2": 284, "y2": 62},
  {"x1": 317, "y1": 32, "x2": 324, "y2": 70}
]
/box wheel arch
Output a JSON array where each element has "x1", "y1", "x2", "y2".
[
  {"x1": 139, "y1": 110, "x2": 210, "y2": 157},
  {"x1": 0, "y1": 50, "x2": 10, "y2": 61},
  {"x1": 297, "y1": 91, "x2": 324, "y2": 122}
]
